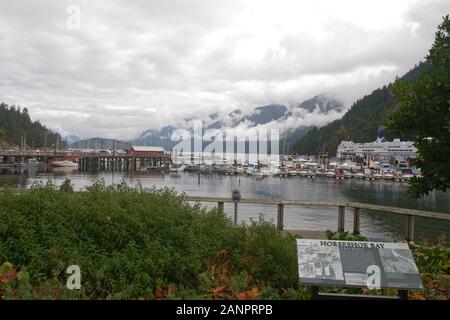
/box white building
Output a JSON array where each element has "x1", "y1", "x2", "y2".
[{"x1": 337, "y1": 139, "x2": 417, "y2": 164}]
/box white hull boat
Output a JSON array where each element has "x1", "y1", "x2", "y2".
[
  {"x1": 354, "y1": 172, "x2": 365, "y2": 179},
  {"x1": 325, "y1": 171, "x2": 336, "y2": 178},
  {"x1": 18, "y1": 158, "x2": 44, "y2": 167},
  {"x1": 169, "y1": 165, "x2": 186, "y2": 173},
  {"x1": 298, "y1": 170, "x2": 308, "y2": 177},
  {"x1": 51, "y1": 160, "x2": 78, "y2": 168},
  {"x1": 372, "y1": 173, "x2": 382, "y2": 180},
  {"x1": 343, "y1": 171, "x2": 353, "y2": 179},
  {"x1": 402, "y1": 174, "x2": 414, "y2": 181}
]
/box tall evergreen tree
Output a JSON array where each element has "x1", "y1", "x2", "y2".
[
  {"x1": 387, "y1": 16, "x2": 450, "y2": 197},
  {"x1": 0, "y1": 102, "x2": 61, "y2": 149}
]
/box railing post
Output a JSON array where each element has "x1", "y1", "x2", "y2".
[
  {"x1": 233, "y1": 201, "x2": 238, "y2": 226},
  {"x1": 405, "y1": 215, "x2": 415, "y2": 242},
  {"x1": 277, "y1": 203, "x2": 284, "y2": 231},
  {"x1": 353, "y1": 207, "x2": 361, "y2": 235},
  {"x1": 338, "y1": 206, "x2": 345, "y2": 232},
  {"x1": 217, "y1": 201, "x2": 224, "y2": 214},
  {"x1": 232, "y1": 190, "x2": 241, "y2": 226}
]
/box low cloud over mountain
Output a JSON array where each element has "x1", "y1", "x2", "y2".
[{"x1": 133, "y1": 93, "x2": 345, "y2": 152}]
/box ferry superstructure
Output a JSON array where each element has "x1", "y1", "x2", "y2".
[{"x1": 337, "y1": 138, "x2": 417, "y2": 162}]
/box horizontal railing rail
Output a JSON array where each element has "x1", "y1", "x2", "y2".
[
  {"x1": 184, "y1": 196, "x2": 450, "y2": 242},
  {"x1": 1, "y1": 189, "x2": 448, "y2": 242}
]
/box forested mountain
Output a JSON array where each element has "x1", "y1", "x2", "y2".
[
  {"x1": 133, "y1": 94, "x2": 344, "y2": 152},
  {"x1": 292, "y1": 62, "x2": 432, "y2": 156},
  {"x1": 0, "y1": 102, "x2": 61, "y2": 149}
]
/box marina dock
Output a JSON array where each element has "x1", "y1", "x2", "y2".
[{"x1": 0, "y1": 148, "x2": 171, "y2": 171}]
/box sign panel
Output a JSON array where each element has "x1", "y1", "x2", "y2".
[{"x1": 296, "y1": 239, "x2": 423, "y2": 290}]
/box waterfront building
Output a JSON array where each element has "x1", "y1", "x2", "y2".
[{"x1": 128, "y1": 146, "x2": 167, "y2": 157}]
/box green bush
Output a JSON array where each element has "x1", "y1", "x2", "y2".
[
  {"x1": 325, "y1": 230, "x2": 368, "y2": 241},
  {"x1": 0, "y1": 179, "x2": 299, "y2": 299}
]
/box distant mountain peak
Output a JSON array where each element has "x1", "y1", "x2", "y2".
[
  {"x1": 70, "y1": 137, "x2": 131, "y2": 150},
  {"x1": 131, "y1": 94, "x2": 345, "y2": 153}
]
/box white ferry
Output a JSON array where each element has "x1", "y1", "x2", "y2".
[{"x1": 337, "y1": 138, "x2": 416, "y2": 163}]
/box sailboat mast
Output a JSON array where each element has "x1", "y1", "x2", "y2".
[{"x1": 282, "y1": 114, "x2": 287, "y2": 165}]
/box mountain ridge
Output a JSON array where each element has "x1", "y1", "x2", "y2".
[
  {"x1": 132, "y1": 93, "x2": 345, "y2": 152},
  {"x1": 292, "y1": 62, "x2": 432, "y2": 156}
]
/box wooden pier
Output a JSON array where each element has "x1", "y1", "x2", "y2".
[
  {"x1": 77, "y1": 152, "x2": 171, "y2": 171},
  {"x1": 0, "y1": 148, "x2": 171, "y2": 171},
  {"x1": 0, "y1": 150, "x2": 78, "y2": 164},
  {"x1": 184, "y1": 196, "x2": 450, "y2": 242}
]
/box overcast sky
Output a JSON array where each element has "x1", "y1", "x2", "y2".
[{"x1": 0, "y1": 0, "x2": 448, "y2": 140}]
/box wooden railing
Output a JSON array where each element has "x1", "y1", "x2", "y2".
[
  {"x1": 184, "y1": 196, "x2": 450, "y2": 242},
  {"x1": 2, "y1": 189, "x2": 448, "y2": 242}
]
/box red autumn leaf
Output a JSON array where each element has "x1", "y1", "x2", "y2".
[
  {"x1": 154, "y1": 285, "x2": 165, "y2": 299},
  {"x1": 236, "y1": 287, "x2": 259, "y2": 300},
  {"x1": 411, "y1": 293, "x2": 426, "y2": 300},
  {"x1": 0, "y1": 268, "x2": 18, "y2": 284},
  {"x1": 212, "y1": 285, "x2": 231, "y2": 295}
]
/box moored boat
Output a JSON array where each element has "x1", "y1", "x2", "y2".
[
  {"x1": 212, "y1": 164, "x2": 231, "y2": 175},
  {"x1": 298, "y1": 169, "x2": 308, "y2": 177},
  {"x1": 343, "y1": 171, "x2": 353, "y2": 179},
  {"x1": 335, "y1": 168, "x2": 344, "y2": 179},
  {"x1": 364, "y1": 169, "x2": 373, "y2": 180},
  {"x1": 184, "y1": 165, "x2": 203, "y2": 173},
  {"x1": 51, "y1": 160, "x2": 78, "y2": 168},
  {"x1": 354, "y1": 171, "x2": 365, "y2": 179},
  {"x1": 17, "y1": 158, "x2": 44, "y2": 167},
  {"x1": 401, "y1": 168, "x2": 414, "y2": 181},
  {"x1": 325, "y1": 170, "x2": 336, "y2": 178},
  {"x1": 382, "y1": 169, "x2": 394, "y2": 180},
  {"x1": 169, "y1": 164, "x2": 186, "y2": 173},
  {"x1": 307, "y1": 171, "x2": 316, "y2": 178},
  {"x1": 372, "y1": 171, "x2": 382, "y2": 180}
]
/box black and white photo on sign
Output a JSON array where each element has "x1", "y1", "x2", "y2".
[
  {"x1": 297, "y1": 241, "x2": 344, "y2": 281},
  {"x1": 343, "y1": 272, "x2": 368, "y2": 286},
  {"x1": 379, "y1": 249, "x2": 419, "y2": 274}
]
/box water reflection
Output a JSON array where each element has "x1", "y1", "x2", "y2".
[{"x1": 1, "y1": 167, "x2": 449, "y2": 242}]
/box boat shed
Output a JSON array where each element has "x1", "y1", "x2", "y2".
[{"x1": 128, "y1": 146, "x2": 167, "y2": 157}]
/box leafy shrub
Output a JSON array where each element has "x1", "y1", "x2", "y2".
[
  {"x1": 325, "y1": 230, "x2": 368, "y2": 241},
  {"x1": 0, "y1": 179, "x2": 299, "y2": 299},
  {"x1": 411, "y1": 236, "x2": 450, "y2": 276}
]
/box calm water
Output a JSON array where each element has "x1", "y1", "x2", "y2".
[{"x1": 2, "y1": 167, "x2": 449, "y2": 242}]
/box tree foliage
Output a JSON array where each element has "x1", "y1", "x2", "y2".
[
  {"x1": 387, "y1": 15, "x2": 450, "y2": 197},
  {"x1": 0, "y1": 102, "x2": 61, "y2": 149}
]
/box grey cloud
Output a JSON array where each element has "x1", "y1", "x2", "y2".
[{"x1": 0, "y1": 0, "x2": 448, "y2": 139}]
